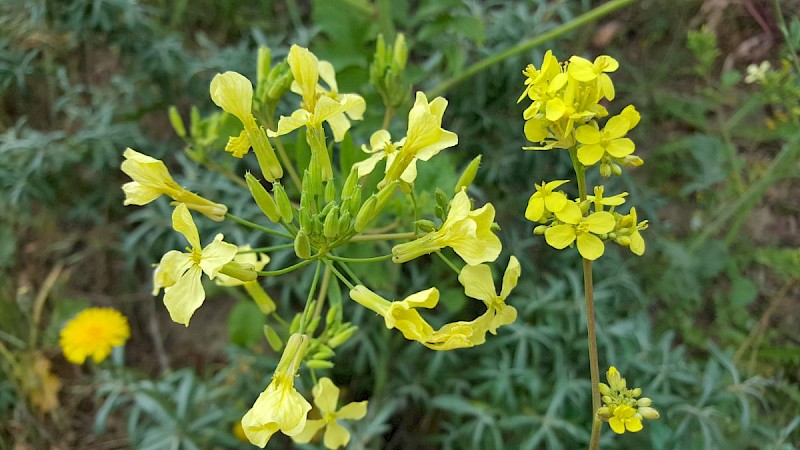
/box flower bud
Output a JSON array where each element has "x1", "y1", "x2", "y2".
[
  {"x1": 415, "y1": 220, "x2": 437, "y2": 232},
  {"x1": 294, "y1": 231, "x2": 311, "y2": 259},
  {"x1": 272, "y1": 182, "x2": 294, "y2": 223},
  {"x1": 299, "y1": 208, "x2": 312, "y2": 234},
  {"x1": 323, "y1": 206, "x2": 340, "y2": 240},
  {"x1": 533, "y1": 225, "x2": 548, "y2": 235},
  {"x1": 393, "y1": 33, "x2": 408, "y2": 70},
  {"x1": 600, "y1": 162, "x2": 612, "y2": 177},
  {"x1": 324, "y1": 180, "x2": 336, "y2": 203},
  {"x1": 325, "y1": 304, "x2": 341, "y2": 327},
  {"x1": 602, "y1": 395, "x2": 613, "y2": 405},
  {"x1": 337, "y1": 210, "x2": 352, "y2": 236},
  {"x1": 289, "y1": 313, "x2": 302, "y2": 334},
  {"x1": 341, "y1": 166, "x2": 359, "y2": 199},
  {"x1": 354, "y1": 196, "x2": 377, "y2": 233},
  {"x1": 246, "y1": 172, "x2": 281, "y2": 222},
  {"x1": 637, "y1": 397, "x2": 652, "y2": 407},
  {"x1": 312, "y1": 346, "x2": 335, "y2": 360},
  {"x1": 611, "y1": 163, "x2": 622, "y2": 176},
  {"x1": 454, "y1": 155, "x2": 482, "y2": 193},
  {"x1": 168, "y1": 106, "x2": 186, "y2": 138},
  {"x1": 306, "y1": 360, "x2": 334, "y2": 369},
  {"x1": 631, "y1": 387, "x2": 642, "y2": 397},
  {"x1": 305, "y1": 316, "x2": 320, "y2": 335},
  {"x1": 327, "y1": 325, "x2": 357, "y2": 348},
  {"x1": 598, "y1": 383, "x2": 611, "y2": 396},
  {"x1": 638, "y1": 406, "x2": 660, "y2": 420},
  {"x1": 263, "y1": 325, "x2": 283, "y2": 351},
  {"x1": 621, "y1": 155, "x2": 644, "y2": 167},
  {"x1": 219, "y1": 261, "x2": 258, "y2": 283},
  {"x1": 256, "y1": 46, "x2": 271, "y2": 97},
  {"x1": 596, "y1": 406, "x2": 612, "y2": 420}
]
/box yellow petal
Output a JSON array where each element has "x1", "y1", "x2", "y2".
[
  {"x1": 604, "y1": 116, "x2": 630, "y2": 140},
  {"x1": 609, "y1": 416, "x2": 626, "y2": 434},
  {"x1": 353, "y1": 152, "x2": 386, "y2": 177},
  {"x1": 554, "y1": 201, "x2": 582, "y2": 224},
  {"x1": 630, "y1": 230, "x2": 645, "y2": 255},
  {"x1": 163, "y1": 265, "x2": 204, "y2": 326},
  {"x1": 606, "y1": 138, "x2": 635, "y2": 158},
  {"x1": 199, "y1": 234, "x2": 238, "y2": 278},
  {"x1": 524, "y1": 118, "x2": 548, "y2": 143},
  {"x1": 620, "y1": 105, "x2": 640, "y2": 129},
  {"x1": 325, "y1": 111, "x2": 352, "y2": 143},
  {"x1": 400, "y1": 287, "x2": 440, "y2": 309},
  {"x1": 317, "y1": 60, "x2": 338, "y2": 92},
  {"x1": 575, "y1": 124, "x2": 602, "y2": 145},
  {"x1": 291, "y1": 419, "x2": 326, "y2": 444},
  {"x1": 242, "y1": 380, "x2": 312, "y2": 447},
  {"x1": 337, "y1": 401, "x2": 368, "y2": 420},
  {"x1": 287, "y1": 45, "x2": 319, "y2": 106},
  {"x1": 341, "y1": 93, "x2": 366, "y2": 120},
  {"x1": 458, "y1": 263, "x2": 496, "y2": 302},
  {"x1": 172, "y1": 203, "x2": 200, "y2": 249},
  {"x1": 599, "y1": 73, "x2": 615, "y2": 100},
  {"x1": 225, "y1": 130, "x2": 251, "y2": 158},
  {"x1": 122, "y1": 182, "x2": 164, "y2": 206},
  {"x1": 500, "y1": 256, "x2": 521, "y2": 299},
  {"x1": 323, "y1": 421, "x2": 350, "y2": 449},
  {"x1": 121, "y1": 148, "x2": 175, "y2": 190},
  {"x1": 545, "y1": 98, "x2": 566, "y2": 121},
  {"x1": 594, "y1": 55, "x2": 619, "y2": 72},
  {"x1": 576, "y1": 233, "x2": 605, "y2": 260},
  {"x1": 585, "y1": 211, "x2": 616, "y2": 234},
  {"x1": 313, "y1": 377, "x2": 340, "y2": 414},
  {"x1": 524, "y1": 195, "x2": 545, "y2": 222},
  {"x1": 209, "y1": 72, "x2": 253, "y2": 123},
  {"x1": 626, "y1": 417, "x2": 643, "y2": 432},
  {"x1": 366, "y1": 129, "x2": 391, "y2": 152},
  {"x1": 545, "y1": 224, "x2": 576, "y2": 249},
  {"x1": 568, "y1": 56, "x2": 596, "y2": 81},
  {"x1": 577, "y1": 143, "x2": 604, "y2": 166},
  {"x1": 544, "y1": 190, "x2": 567, "y2": 212},
  {"x1": 153, "y1": 250, "x2": 192, "y2": 294}
]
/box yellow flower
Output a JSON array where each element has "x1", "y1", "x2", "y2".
[
  {"x1": 121, "y1": 148, "x2": 227, "y2": 221},
  {"x1": 618, "y1": 207, "x2": 647, "y2": 256},
  {"x1": 609, "y1": 404, "x2": 643, "y2": 434},
  {"x1": 458, "y1": 256, "x2": 519, "y2": 335},
  {"x1": 210, "y1": 71, "x2": 283, "y2": 181},
  {"x1": 59, "y1": 308, "x2": 130, "y2": 364},
  {"x1": 242, "y1": 333, "x2": 312, "y2": 447},
  {"x1": 270, "y1": 45, "x2": 365, "y2": 142},
  {"x1": 568, "y1": 55, "x2": 619, "y2": 100},
  {"x1": 215, "y1": 247, "x2": 276, "y2": 314},
  {"x1": 586, "y1": 185, "x2": 627, "y2": 212},
  {"x1": 293, "y1": 377, "x2": 368, "y2": 449},
  {"x1": 153, "y1": 204, "x2": 238, "y2": 326},
  {"x1": 575, "y1": 115, "x2": 635, "y2": 166},
  {"x1": 392, "y1": 189, "x2": 501, "y2": 265},
  {"x1": 525, "y1": 180, "x2": 572, "y2": 222},
  {"x1": 381, "y1": 91, "x2": 458, "y2": 186},
  {"x1": 545, "y1": 211, "x2": 615, "y2": 260},
  {"x1": 349, "y1": 285, "x2": 438, "y2": 342},
  {"x1": 353, "y1": 130, "x2": 417, "y2": 183},
  {"x1": 518, "y1": 50, "x2": 562, "y2": 104}
]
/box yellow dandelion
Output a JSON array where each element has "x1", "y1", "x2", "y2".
[{"x1": 59, "y1": 308, "x2": 130, "y2": 365}]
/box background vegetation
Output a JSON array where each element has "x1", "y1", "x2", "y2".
[{"x1": 1, "y1": 0, "x2": 798, "y2": 449}]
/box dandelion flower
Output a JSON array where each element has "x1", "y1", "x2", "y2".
[{"x1": 59, "y1": 308, "x2": 130, "y2": 364}]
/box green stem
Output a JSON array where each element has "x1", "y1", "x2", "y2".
[
  {"x1": 350, "y1": 231, "x2": 417, "y2": 242},
  {"x1": 774, "y1": 0, "x2": 800, "y2": 76},
  {"x1": 427, "y1": 0, "x2": 636, "y2": 97},
  {"x1": 336, "y1": 260, "x2": 365, "y2": 287},
  {"x1": 382, "y1": 106, "x2": 394, "y2": 131},
  {"x1": 326, "y1": 253, "x2": 394, "y2": 263},
  {"x1": 238, "y1": 243, "x2": 295, "y2": 253},
  {"x1": 298, "y1": 261, "x2": 322, "y2": 334},
  {"x1": 434, "y1": 251, "x2": 462, "y2": 275},
  {"x1": 225, "y1": 213, "x2": 293, "y2": 239},
  {"x1": 323, "y1": 259, "x2": 356, "y2": 290},
  {"x1": 263, "y1": 114, "x2": 303, "y2": 191},
  {"x1": 257, "y1": 258, "x2": 315, "y2": 276}
]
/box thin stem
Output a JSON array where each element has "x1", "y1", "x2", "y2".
[
  {"x1": 382, "y1": 106, "x2": 394, "y2": 130},
  {"x1": 238, "y1": 243, "x2": 295, "y2": 253},
  {"x1": 326, "y1": 253, "x2": 394, "y2": 263},
  {"x1": 225, "y1": 213, "x2": 293, "y2": 239},
  {"x1": 336, "y1": 260, "x2": 365, "y2": 287},
  {"x1": 427, "y1": 0, "x2": 636, "y2": 97},
  {"x1": 257, "y1": 258, "x2": 315, "y2": 276},
  {"x1": 323, "y1": 259, "x2": 356, "y2": 290},
  {"x1": 350, "y1": 231, "x2": 417, "y2": 242},
  {"x1": 314, "y1": 265, "x2": 332, "y2": 320},
  {"x1": 434, "y1": 251, "x2": 462, "y2": 275},
  {"x1": 584, "y1": 258, "x2": 602, "y2": 450},
  {"x1": 298, "y1": 261, "x2": 322, "y2": 334}
]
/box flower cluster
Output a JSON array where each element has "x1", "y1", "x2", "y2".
[
  {"x1": 597, "y1": 366, "x2": 660, "y2": 434},
  {"x1": 519, "y1": 51, "x2": 648, "y2": 260},
  {"x1": 120, "y1": 42, "x2": 521, "y2": 449}
]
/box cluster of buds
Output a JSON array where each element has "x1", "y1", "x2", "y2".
[{"x1": 597, "y1": 367, "x2": 660, "y2": 434}]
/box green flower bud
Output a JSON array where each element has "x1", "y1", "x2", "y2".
[
  {"x1": 343, "y1": 185, "x2": 361, "y2": 217},
  {"x1": 294, "y1": 230, "x2": 311, "y2": 259},
  {"x1": 533, "y1": 225, "x2": 548, "y2": 235},
  {"x1": 246, "y1": 172, "x2": 281, "y2": 222},
  {"x1": 341, "y1": 166, "x2": 359, "y2": 199},
  {"x1": 306, "y1": 360, "x2": 334, "y2": 369},
  {"x1": 597, "y1": 406, "x2": 612, "y2": 420},
  {"x1": 435, "y1": 188, "x2": 448, "y2": 210},
  {"x1": 263, "y1": 325, "x2": 283, "y2": 351},
  {"x1": 354, "y1": 196, "x2": 377, "y2": 233},
  {"x1": 598, "y1": 383, "x2": 611, "y2": 396},
  {"x1": 602, "y1": 395, "x2": 613, "y2": 405},
  {"x1": 611, "y1": 163, "x2": 622, "y2": 176},
  {"x1": 631, "y1": 387, "x2": 642, "y2": 397},
  {"x1": 393, "y1": 33, "x2": 408, "y2": 70},
  {"x1": 256, "y1": 46, "x2": 271, "y2": 97},
  {"x1": 190, "y1": 105, "x2": 201, "y2": 138},
  {"x1": 337, "y1": 210, "x2": 352, "y2": 237},
  {"x1": 305, "y1": 316, "x2": 320, "y2": 335},
  {"x1": 325, "y1": 304, "x2": 341, "y2": 327},
  {"x1": 328, "y1": 325, "x2": 357, "y2": 348},
  {"x1": 312, "y1": 346, "x2": 335, "y2": 360},
  {"x1": 272, "y1": 182, "x2": 294, "y2": 223},
  {"x1": 219, "y1": 261, "x2": 258, "y2": 282},
  {"x1": 454, "y1": 155, "x2": 482, "y2": 193},
  {"x1": 299, "y1": 208, "x2": 312, "y2": 234},
  {"x1": 621, "y1": 155, "x2": 644, "y2": 167},
  {"x1": 415, "y1": 219, "x2": 437, "y2": 232},
  {"x1": 324, "y1": 180, "x2": 336, "y2": 203},
  {"x1": 323, "y1": 206, "x2": 340, "y2": 240},
  {"x1": 168, "y1": 106, "x2": 186, "y2": 138},
  {"x1": 600, "y1": 162, "x2": 612, "y2": 177},
  {"x1": 637, "y1": 397, "x2": 652, "y2": 407},
  {"x1": 289, "y1": 313, "x2": 302, "y2": 334}
]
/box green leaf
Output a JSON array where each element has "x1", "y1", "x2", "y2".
[
  {"x1": 729, "y1": 274, "x2": 757, "y2": 307},
  {"x1": 227, "y1": 300, "x2": 264, "y2": 348}
]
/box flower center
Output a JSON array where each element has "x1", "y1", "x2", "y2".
[{"x1": 190, "y1": 248, "x2": 203, "y2": 264}]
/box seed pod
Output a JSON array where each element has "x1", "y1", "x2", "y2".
[
  {"x1": 454, "y1": 155, "x2": 482, "y2": 193},
  {"x1": 246, "y1": 173, "x2": 281, "y2": 222},
  {"x1": 328, "y1": 325, "x2": 357, "y2": 348}
]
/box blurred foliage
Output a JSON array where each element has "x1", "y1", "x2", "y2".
[{"x1": 1, "y1": 0, "x2": 799, "y2": 449}]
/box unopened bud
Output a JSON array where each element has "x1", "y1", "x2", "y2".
[
  {"x1": 354, "y1": 196, "x2": 377, "y2": 233},
  {"x1": 323, "y1": 206, "x2": 340, "y2": 240},
  {"x1": 621, "y1": 155, "x2": 644, "y2": 167},
  {"x1": 393, "y1": 33, "x2": 408, "y2": 70},
  {"x1": 168, "y1": 106, "x2": 186, "y2": 138},
  {"x1": 631, "y1": 387, "x2": 642, "y2": 397},
  {"x1": 342, "y1": 166, "x2": 359, "y2": 199},
  {"x1": 598, "y1": 383, "x2": 611, "y2": 396},
  {"x1": 256, "y1": 46, "x2": 271, "y2": 95},
  {"x1": 435, "y1": 188, "x2": 448, "y2": 210},
  {"x1": 597, "y1": 406, "x2": 612, "y2": 420},
  {"x1": 325, "y1": 304, "x2": 341, "y2": 326},
  {"x1": 263, "y1": 325, "x2": 283, "y2": 351},
  {"x1": 289, "y1": 313, "x2": 302, "y2": 334},
  {"x1": 637, "y1": 397, "x2": 652, "y2": 407},
  {"x1": 454, "y1": 155, "x2": 482, "y2": 193},
  {"x1": 219, "y1": 261, "x2": 258, "y2": 282},
  {"x1": 272, "y1": 182, "x2": 294, "y2": 223},
  {"x1": 294, "y1": 231, "x2": 311, "y2": 259},
  {"x1": 324, "y1": 181, "x2": 336, "y2": 203},
  {"x1": 533, "y1": 225, "x2": 547, "y2": 235},
  {"x1": 337, "y1": 210, "x2": 352, "y2": 236},
  {"x1": 299, "y1": 208, "x2": 312, "y2": 234},
  {"x1": 611, "y1": 163, "x2": 622, "y2": 176},
  {"x1": 246, "y1": 172, "x2": 281, "y2": 222},
  {"x1": 306, "y1": 360, "x2": 334, "y2": 369},
  {"x1": 600, "y1": 162, "x2": 612, "y2": 177},
  {"x1": 305, "y1": 316, "x2": 321, "y2": 335},
  {"x1": 602, "y1": 395, "x2": 613, "y2": 405},
  {"x1": 415, "y1": 219, "x2": 437, "y2": 232},
  {"x1": 328, "y1": 325, "x2": 357, "y2": 348},
  {"x1": 638, "y1": 406, "x2": 660, "y2": 420},
  {"x1": 312, "y1": 346, "x2": 335, "y2": 360}
]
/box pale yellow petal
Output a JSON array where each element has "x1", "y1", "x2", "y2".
[
  {"x1": 398, "y1": 158, "x2": 418, "y2": 183},
  {"x1": 313, "y1": 377, "x2": 340, "y2": 414},
  {"x1": 337, "y1": 401, "x2": 368, "y2": 420},
  {"x1": 325, "y1": 111, "x2": 352, "y2": 142},
  {"x1": 323, "y1": 421, "x2": 350, "y2": 449},
  {"x1": 270, "y1": 109, "x2": 311, "y2": 136},
  {"x1": 209, "y1": 72, "x2": 253, "y2": 122},
  {"x1": 163, "y1": 266, "x2": 204, "y2": 326},
  {"x1": 317, "y1": 60, "x2": 338, "y2": 92},
  {"x1": 500, "y1": 256, "x2": 521, "y2": 299},
  {"x1": 121, "y1": 148, "x2": 174, "y2": 188},
  {"x1": 225, "y1": 130, "x2": 251, "y2": 158},
  {"x1": 199, "y1": 234, "x2": 238, "y2": 278},
  {"x1": 122, "y1": 182, "x2": 164, "y2": 206},
  {"x1": 341, "y1": 93, "x2": 366, "y2": 120},
  {"x1": 288, "y1": 45, "x2": 319, "y2": 104},
  {"x1": 353, "y1": 152, "x2": 386, "y2": 177},
  {"x1": 153, "y1": 250, "x2": 192, "y2": 294},
  {"x1": 172, "y1": 203, "x2": 200, "y2": 249},
  {"x1": 291, "y1": 419, "x2": 326, "y2": 444}
]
